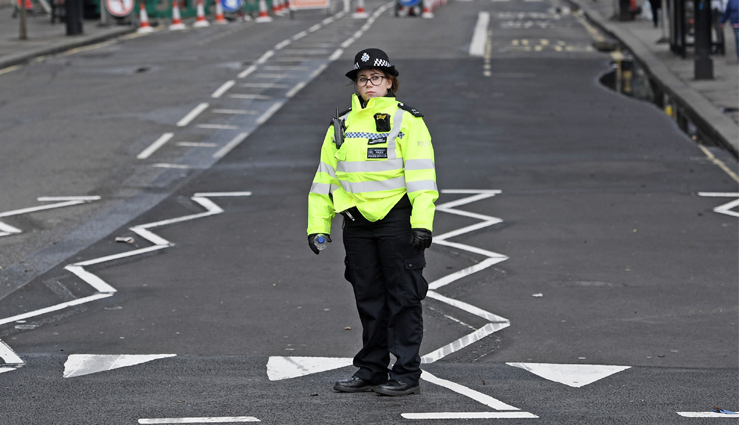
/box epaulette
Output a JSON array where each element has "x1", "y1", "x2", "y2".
[
  {"x1": 397, "y1": 102, "x2": 423, "y2": 117},
  {"x1": 329, "y1": 107, "x2": 352, "y2": 126}
]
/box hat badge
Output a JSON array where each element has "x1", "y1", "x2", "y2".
[{"x1": 361, "y1": 53, "x2": 370, "y2": 62}]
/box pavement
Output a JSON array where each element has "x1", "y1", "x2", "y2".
[{"x1": 567, "y1": 0, "x2": 739, "y2": 154}]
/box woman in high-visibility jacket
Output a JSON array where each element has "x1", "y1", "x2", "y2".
[{"x1": 307, "y1": 48, "x2": 438, "y2": 396}]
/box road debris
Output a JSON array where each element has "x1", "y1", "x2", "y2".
[{"x1": 115, "y1": 236, "x2": 134, "y2": 243}]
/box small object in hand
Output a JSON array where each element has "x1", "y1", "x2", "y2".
[
  {"x1": 115, "y1": 237, "x2": 134, "y2": 243},
  {"x1": 344, "y1": 327, "x2": 351, "y2": 330},
  {"x1": 308, "y1": 233, "x2": 332, "y2": 255}
]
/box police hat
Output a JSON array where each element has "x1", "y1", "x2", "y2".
[{"x1": 345, "y1": 48, "x2": 399, "y2": 81}]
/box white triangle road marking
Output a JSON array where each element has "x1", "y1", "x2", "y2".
[
  {"x1": 507, "y1": 362, "x2": 631, "y2": 388},
  {"x1": 0, "y1": 367, "x2": 17, "y2": 374},
  {"x1": 63, "y1": 354, "x2": 176, "y2": 378},
  {"x1": 266, "y1": 356, "x2": 353, "y2": 381}
]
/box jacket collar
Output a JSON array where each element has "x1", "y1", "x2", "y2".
[{"x1": 352, "y1": 93, "x2": 397, "y2": 111}]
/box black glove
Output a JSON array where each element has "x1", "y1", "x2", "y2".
[
  {"x1": 409, "y1": 228, "x2": 432, "y2": 250},
  {"x1": 308, "y1": 233, "x2": 332, "y2": 255}
]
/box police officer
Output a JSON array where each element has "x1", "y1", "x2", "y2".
[{"x1": 307, "y1": 48, "x2": 438, "y2": 396}]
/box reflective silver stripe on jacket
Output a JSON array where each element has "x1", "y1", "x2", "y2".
[
  {"x1": 404, "y1": 158, "x2": 435, "y2": 171},
  {"x1": 406, "y1": 180, "x2": 438, "y2": 193},
  {"x1": 386, "y1": 108, "x2": 406, "y2": 161},
  {"x1": 340, "y1": 176, "x2": 406, "y2": 193},
  {"x1": 317, "y1": 161, "x2": 336, "y2": 178},
  {"x1": 337, "y1": 158, "x2": 404, "y2": 173},
  {"x1": 310, "y1": 182, "x2": 339, "y2": 195}
]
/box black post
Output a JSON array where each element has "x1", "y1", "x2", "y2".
[
  {"x1": 65, "y1": 0, "x2": 84, "y2": 35},
  {"x1": 618, "y1": 0, "x2": 633, "y2": 20},
  {"x1": 694, "y1": 0, "x2": 713, "y2": 79}
]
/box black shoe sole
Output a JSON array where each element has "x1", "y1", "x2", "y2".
[
  {"x1": 332, "y1": 383, "x2": 376, "y2": 393},
  {"x1": 373, "y1": 386, "x2": 420, "y2": 396}
]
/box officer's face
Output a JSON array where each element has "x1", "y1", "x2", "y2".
[{"x1": 356, "y1": 69, "x2": 392, "y2": 102}]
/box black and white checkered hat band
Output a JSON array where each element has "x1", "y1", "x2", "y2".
[{"x1": 353, "y1": 59, "x2": 392, "y2": 70}]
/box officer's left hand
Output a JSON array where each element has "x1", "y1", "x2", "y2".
[
  {"x1": 308, "y1": 233, "x2": 332, "y2": 255},
  {"x1": 410, "y1": 228, "x2": 432, "y2": 250}
]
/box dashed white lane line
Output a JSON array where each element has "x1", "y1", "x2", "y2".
[
  {"x1": 138, "y1": 418, "x2": 260, "y2": 424},
  {"x1": 286, "y1": 81, "x2": 307, "y2": 98},
  {"x1": 274, "y1": 39, "x2": 291, "y2": 50},
  {"x1": 237, "y1": 65, "x2": 257, "y2": 79},
  {"x1": 470, "y1": 11, "x2": 490, "y2": 57},
  {"x1": 151, "y1": 163, "x2": 191, "y2": 169},
  {"x1": 229, "y1": 94, "x2": 273, "y2": 100},
  {"x1": 213, "y1": 132, "x2": 251, "y2": 159},
  {"x1": 213, "y1": 109, "x2": 258, "y2": 115},
  {"x1": 255, "y1": 50, "x2": 275, "y2": 65},
  {"x1": 291, "y1": 30, "x2": 308, "y2": 40},
  {"x1": 177, "y1": 103, "x2": 209, "y2": 127},
  {"x1": 137, "y1": 133, "x2": 174, "y2": 159},
  {"x1": 255, "y1": 102, "x2": 284, "y2": 125},
  {"x1": 307, "y1": 23, "x2": 322, "y2": 32},
  {"x1": 403, "y1": 412, "x2": 538, "y2": 419},
  {"x1": 197, "y1": 124, "x2": 240, "y2": 130},
  {"x1": 176, "y1": 142, "x2": 218, "y2": 147},
  {"x1": 677, "y1": 412, "x2": 739, "y2": 418},
  {"x1": 211, "y1": 80, "x2": 236, "y2": 98}
]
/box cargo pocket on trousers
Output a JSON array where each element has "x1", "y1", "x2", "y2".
[
  {"x1": 344, "y1": 257, "x2": 353, "y2": 284},
  {"x1": 404, "y1": 255, "x2": 428, "y2": 301}
]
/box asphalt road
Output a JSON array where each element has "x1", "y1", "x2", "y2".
[{"x1": 0, "y1": 0, "x2": 738, "y2": 423}]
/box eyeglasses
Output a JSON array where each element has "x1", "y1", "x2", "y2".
[{"x1": 356, "y1": 75, "x2": 386, "y2": 86}]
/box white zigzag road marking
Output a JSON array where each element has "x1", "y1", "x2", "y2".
[
  {"x1": 697, "y1": 192, "x2": 740, "y2": 217},
  {"x1": 0, "y1": 196, "x2": 100, "y2": 237},
  {"x1": 0, "y1": 192, "x2": 252, "y2": 372}
]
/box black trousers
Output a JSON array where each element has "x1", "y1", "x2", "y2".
[{"x1": 342, "y1": 197, "x2": 428, "y2": 386}]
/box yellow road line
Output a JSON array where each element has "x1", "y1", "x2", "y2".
[{"x1": 698, "y1": 145, "x2": 739, "y2": 182}]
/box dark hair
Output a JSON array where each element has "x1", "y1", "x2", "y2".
[{"x1": 351, "y1": 68, "x2": 400, "y2": 93}]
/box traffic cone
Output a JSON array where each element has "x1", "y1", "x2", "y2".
[
  {"x1": 137, "y1": 3, "x2": 154, "y2": 33},
  {"x1": 169, "y1": 0, "x2": 186, "y2": 30},
  {"x1": 421, "y1": 0, "x2": 433, "y2": 18},
  {"x1": 277, "y1": 0, "x2": 287, "y2": 15},
  {"x1": 255, "y1": 0, "x2": 272, "y2": 22},
  {"x1": 272, "y1": 0, "x2": 280, "y2": 15},
  {"x1": 352, "y1": 0, "x2": 367, "y2": 18},
  {"x1": 193, "y1": 0, "x2": 210, "y2": 27},
  {"x1": 214, "y1": 0, "x2": 227, "y2": 24}
]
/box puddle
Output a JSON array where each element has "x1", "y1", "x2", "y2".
[{"x1": 599, "y1": 50, "x2": 736, "y2": 155}]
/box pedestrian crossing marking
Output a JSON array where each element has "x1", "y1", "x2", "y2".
[{"x1": 507, "y1": 363, "x2": 631, "y2": 388}]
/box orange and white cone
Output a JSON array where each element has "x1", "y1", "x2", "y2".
[
  {"x1": 213, "y1": 0, "x2": 227, "y2": 24},
  {"x1": 137, "y1": 3, "x2": 154, "y2": 33},
  {"x1": 352, "y1": 0, "x2": 367, "y2": 18},
  {"x1": 255, "y1": 0, "x2": 272, "y2": 22},
  {"x1": 169, "y1": 0, "x2": 186, "y2": 29},
  {"x1": 421, "y1": 0, "x2": 433, "y2": 18},
  {"x1": 271, "y1": 0, "x2": 280, "y2": 14},
  {"x1": 276, "y1": 0, "x2": 287, "y2": 15},
  {"x1": 193, "y1": 0, "x2": 210, "y2": 27}
]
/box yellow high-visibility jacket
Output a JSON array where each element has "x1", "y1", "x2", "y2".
[{"x1": 307, "y1": 94, "x2": 438, "y2": 235}]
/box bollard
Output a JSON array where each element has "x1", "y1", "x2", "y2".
[{"x1": 694, "y1": 0, "x2": 714, "y2": 79}]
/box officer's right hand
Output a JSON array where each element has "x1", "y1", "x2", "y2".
[{"x1": 308, "y1": 233, "x2": 332, "y2": 255}]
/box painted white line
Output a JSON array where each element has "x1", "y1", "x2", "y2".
[
  {"x1": 420, "y1": 371, "x2": 521, "y2": 410},
  {"x1": 197, "y1": 124, "x2": 240, "y2": 130},
  {"x1": 240, "y1": 83, "x2": 289, "y2": 88},
  {"x1": 340, "y1": 37, "x2": 357, "y2": 48},
  {"x1": 151, "y1": 163, "x2": 191, "y2": 169},
  {"x1": 138, "y1": 417, "x2": 260, "y2": 424},
  {"x1": 714, "y1": 199, "x2": 740, "y2": 217},
  {"x1": 286, "y1": 81, "x2": 306, "y2": 98},
  {"x1": 0, "y1": 222, "x2": 21, "y2": 235},
  {"x1": 291, "y1": 31, "x2": 308, "y2": 40},
  {"x1": 310, "y1": 63, "x2": 329, "y2": 79},
  {"x1": 421, "y1": 322, "x2": 509, "y2": 364},
  {"x1": 177, "y1": 103, "x2": 209, "y2": 127},
  {"x1": 211, "y1": 80, "x2": 236, "y2": 98},
  {"x1": 176, "y1": 142, "x2": 218, "y2": 147},
  {"x1": 507, "y1": 363, "x2": 631, "y2": 388},
  {"x1": 0, "y1": 199, "x2": 85, "y2": 218},
  {"x1": 193, "y1": 191, "x2": 253, "y2": 197},
  {"x1": 697, "y1": 192, "x2": 740, "y2": 197},
  {"x1": 65, "y1": 264, "x2": 119, "y2": 291},
  {"x1": 0, "y1": 293, "x2": 114, "y2": 326},
  {"x1": 36, "y1": 196, "x2": 100, "y2": 201},
  {"x1": 229, "y1": 94, "x2": 273, "y2": 100},
  {"x1": 0, "y1": 367, "x2": 16, "y2": 374},
  {"x1": 307, "y1": 23, "x2": 322, "y2": 32},
  {"x1": 213, "y1": 109, "x2": 258, "y2": 115},
  {"x1": 237, "y1": 65, "x2": 257, "y2": 79},
  {"x1": 437, "y1": 206, "x2": 501, "y2": 222},
  {"x1": 256, "y1": 102, "x2": 284, "y2": 125},
  {"x1": 253, "y1": 74, "x2": 291, "y2": 79},
  {"x1": 403, "y1": 412, "x2": 538, "y2": 419},
  {"x1": 322, "y1": 16, "x2": 334, "y2": 24},
  {"x1": 427, "y1": 290, "x2": 508, "y2": 322},
  {"x1": 470, "y1": 12, "x2": 491, "y2": 57},
  {"x1": 263, "y1": 66, "x2": 308, "y2": 71},
  {"x1": 255, "y1": 50, "x2": 275, "y2": 64},
  {"x1": 267, "y1": 356, "x2": 353, "y2": 381},
  {"x1": 137, "y1": 133, "x2": 174, "y2": 159},
  {"x1": 274, "y1": 39, "x2": 291, "y2": 50},
  {"x1": 677, "y1": 412, "x2": 739, "y2": 418},
  {"x1": 0, "y1": 339, "x2": 24, "y2": 364},
  {"x1": 64, "y1": 354, "x2": 176, "y2": 378},
  {"x1": 434, "y1": 239, "x2": 507, "y2": 258},
  {"x1": 329, "y1": 48, "x2": 343, "y2": 61},
  {"x1": 427, "y1": 257, "x2": 506, "y2": 291},
  {"x1": 213, "y1": 132, "x2": 251, "y2": 159},
  {"x1": 433, "y1": 219, "x2": 503, "y2": 241}
]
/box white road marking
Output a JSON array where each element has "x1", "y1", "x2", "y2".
[
  {"x1": 137, "y1": 133, "x2": 174, "y2": 159},
  {"x1": 228, "y1": 94, "x2": 273, "y2": 100},
  {"x1": 263, "y1": 66, "x2": 308, "y2": 71},
  {"x1": 266, "y1": 356, "x2": 353, "y2": 381},
  {"x1": 0, "y1": 367, "x2": 17, "y2": 374},
  {"x1": 176, "y1": 142, "x2": 218, "y2": 147},
  {"x1": 403, "y1": 412, "x2": 538, "y2": 419},
  {"x1": 469, "y1": 11, "x2": 490, "y2": 56},
  {"x1": 240, "y1": 83, "x2": 289, "y2": 88},
  {"x1": 421, "y1": 322, "x2": 510, "y2": 364},
  {"x1": 213, "y1": 109, "x2": 258, "y2": 114},
  {"x1": 213, "y1": 132, "x2": 251, "y2": 159},
  {"x1": 274, "y1": 39, "x2": 291, "y2": 50},
  {"x1": 329, "y1": 48, "x2": 343, "y2": 61},
  {"x1": 677, "y1": 412, "x2": 739, "y2": 418},
  {"x1": 63, "y1": 354, "x2": 176, "y2": 378},
  {"x1": 256, "y1": 102, "x2": 284, "y2": 125},
  {"x1": 192, "y1": 191, "x2": 253, "y2": 197},
  {"x1": 507, "y1": 363, "x2": 631, "y2": 388},
  {"x1": 138, "y1": 417, "x2": 260, "y2": 424},
  {"x1": 291, "y1": 31, "x2": 308, "y2": 40},
  {"x1": 36, "y1": 196, "x2": 100, "y2": 201},
  {"x1": 419, "y1": 371, "x2": 523, "y2": 411},
  {"x1": 197, "y1": 124, "x2": 240, "y2": 130},
  {"x1": 321, "y1": 16, "x2": 334, "y2": 24},
  {"x1": 0, "y1": 339, "x2": 24, "y2": 364},
  {"x1": 253, "y1": 74, "x2": 291, "y2": 79},
  {"x1": 211, "y1": 80, "x2": 236, "y2": 98},
  {"x1": 255, "y1": 50, "x2": 275, "y2": 64},
  {"x1": 0, "y1": 197, "x2": 100, "y2": 237},
  {"x1": 307, "y1": 23, "x2": 322, "y2": 32},
  {"x1": 426, "y1": 290, "x2": 508, "y2": 322},
  {"x1": 237, "y1": 65, "x2": 257, "y2": 79},
  {"x1": 286, "y1": 82, "x2": 306, "y2": 98},
  {"x1": 697, "y1": 192, "x2": 740, "y2": 217},
  {"x1": 151, "y1": 163, "x2": 191, "y2": 169},
  {"x1": 177, "y1": 103, "x2": 209, "y2": 127},
  {"x1": 0, "y1": 293, "x2": 114, "y2": 326}
]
